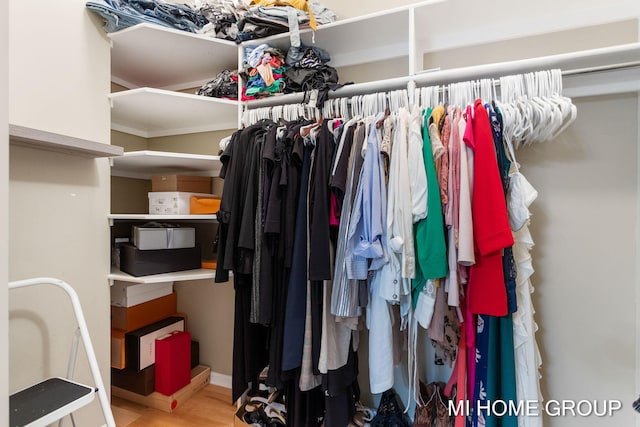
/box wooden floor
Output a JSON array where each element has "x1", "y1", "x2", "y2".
[{"x1": 111, "y1": 384, "x2": 236, "y2": 427}]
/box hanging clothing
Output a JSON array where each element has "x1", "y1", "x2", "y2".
[
  {"x1": 506, "y1": 127, "x2": 543, "y2": 427},
  {"x1": 377, "y1": 108, "x2": 415, "y2": 321},
  {"x1": 265, "y1": 120, "x2": 305, "y2": 391},
  {"x1": 217, "y1": 123, "x2": 273, "y2": 402},
  {"x1": 444, "y1": 107, "x2": 461, "y2": 308},
  {"x1": 412, "y1": 107, "x2": 448, "y2": 320},
  {"x1": 465, "y1": 100, "x2": 513, "y2": 316},
  {"x1": 331, "y1": 121, "x2": 367, "y2": 319},
  {"x1": 224, "y1": 87, "x2": 549, "y2": 427},
  {"x1": 483, "y1": 103, "x2": 518, "y2": 427},
  {"x1": 322, "y1": 121, "x2": 363, "y2": 373},
  {"x1": 512, "y1": 224, "x2": 543, "y2": 427},
  {"x1": 282, "y1": 140, "x2": 313, "y2": 371}
]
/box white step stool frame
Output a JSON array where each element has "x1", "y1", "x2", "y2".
[{"x1": 9, "y1": 277, "x2": 115, "y2": 427}]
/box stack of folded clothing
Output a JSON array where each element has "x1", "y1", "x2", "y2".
[
  {"x1": 195, "y1": 0, "x2": 336, "y2": 42},
  {"x1": 241, "y1": 44, "x2": 288, "y2": 98},
  {"x1": 195, "y1": 0, "x2": 250, "y2": 41},
  {"x1": 284, "y1": 43, "x2": 344, "y2": 105},
  {"x1": 86, "y1": 0, "x2": 208, "y2": 33},
  {"x1": 196, "y1": 69, "x2": 241, "y2": 100}
]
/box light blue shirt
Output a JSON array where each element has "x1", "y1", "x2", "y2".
[{"x1": 346, "y1": 117, "x2": 388, "y2": 279}]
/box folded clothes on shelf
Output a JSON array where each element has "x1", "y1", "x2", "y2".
[
  {"x1": 86, "y1": 0, "x2": 207, "y2": 33},
  {"x1": 195, "y1": 0, "x2": 336, "y2": 42}
]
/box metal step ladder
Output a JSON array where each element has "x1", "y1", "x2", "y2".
[{"x1": 8, "y1": 278, "x2": 115, "y2": 427}]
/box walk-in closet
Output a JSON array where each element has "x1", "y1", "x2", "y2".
[{"x1": 4, "y1": 0, "x2": 640, "y2": 426}]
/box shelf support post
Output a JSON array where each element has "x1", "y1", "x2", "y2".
[
  {"x1": 237, "y1": 44, "x2": 245, "y2": 129},
  {"x1": 408, "y1": 7, "x2": 423, "y2": 76}
]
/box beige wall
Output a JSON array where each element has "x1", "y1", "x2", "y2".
[
  {"x1": 111, "y1": 130, "x2": 148, "y2": 152},
  {"x1": 323, "y1": 0, "x2": 416, "y2": 19},
  {"x1": 337, "y1": 57, "x2": 409, "y2": 85},
  {"x1": 519, "y1": 93, "x2": 637, "y2": 426},
  {"x1": 8, "y1": 1, "x2": 112, "y2": 426},
  {"x1": 148, "y1": 129, "x2": 232, "y2": 156},
  {"x1": 335, "y1": 21, "x2": 639, "y2": 86},
  {"x1": 111, "y1": 177, "x2": 152, "y2": 214},
  {"x1": 422, "y1": 20, "x2": 639, "y2": 71},
  {"x1": 174, "y1": 279, "x2": 235, "y2": 376},
  {"x1": 1, "y1": 0, "x2": 8, "y2": 423}
]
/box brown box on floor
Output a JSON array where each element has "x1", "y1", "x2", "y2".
[
  {"x1": 152, "y1": 175, "x2": 212, "y2": 194},
  {"x1": 112, "y1": 365, "x2": 155, "y2": 396},
  {"x1": 112, "y1": 365, "x2": 211, "y2": 413}
]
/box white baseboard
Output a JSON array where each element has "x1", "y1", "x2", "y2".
[{"x1": 209, "y1": 371, "x2": 232, "y2": 389}]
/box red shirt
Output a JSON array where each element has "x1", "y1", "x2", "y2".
[{"x1": 466, "y1": 100, "x2": 514, "y2": 316}]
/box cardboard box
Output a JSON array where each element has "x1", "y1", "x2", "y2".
[
  {"x1": 152, "y1": 175, "x2": 212, "y2": 194},
  {"x1": 201, "y1": 259, "x2": 217, "y2": 269},
  {"x1": 112, "y1": 365, "x2": 155, "y2": 396},
  {"x1": 133, "y1": 226, "x2": 195, "y2": 250},
  {"x1": 189, "y1": 195, "x2": 221, "y2": 214},
  {"x1": 155, "y1": 331, "x2": 191, "y2": 395},
  {"x1": 125, "y1": 316, "x2": 185, "y2": 371},
  {"x1": 191, "y1": 340, "x2": 200, "y2": 369},
  {"x1": 112, "y1": 365, "x2": 211, "y2": 413},
  {"x1": 119, "y1": 244, "x2": 201, "y2": 277},
  {"x1": 148, "y1": 192, "x2": 217, "y2": 215},
  {"x1": 111, "y1": 281, "x2": 174, "y2": 308},
  {"x1": 112, "y1": 237, "x2": 130, "y2": 269},
  {"x1": 111, "y1": 292, "x2": 177, "y2": 331},
  {"x1": 111, "y1": 329, "x2": 126, "y2": 369}
]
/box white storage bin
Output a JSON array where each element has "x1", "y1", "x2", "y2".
[
  {"x1": 110, "y1": 281, "x2": 174, "y2": 308},
  {"x1": 148, "y1": 192, "x2": 215, "y2": 215}
]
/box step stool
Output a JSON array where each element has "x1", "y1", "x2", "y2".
[{"x1": 9, "y1": 277, "x2": 115, "y2": 427}]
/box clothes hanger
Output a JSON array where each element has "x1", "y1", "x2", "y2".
[
  {"x1": 350, "y1": 95, "x2": 359, "y2": 118},
  {"x1": 535, "y1": 71, "x2": 560, "y2": 142},
  {"x1": 401, "y1": 89, "x2": 409, "y2": 110},
  {"x1": 340, "y1": 97, "x2": 349, "y2": 121},
  {"x1": 549, "y1": 68, "x2": 577, "y2": 139},
  {"x1": 376, "y1": 93, "x2": 391, "y2": 129},
  {"x1": 509, "y1": 76, "x2": 530, "y2": 147},
  {"x1": 333, "y1": 98, "x2": 340, "y2": 119},
  {"x1": 481, "y1": 79, "x2": 493, "y2": 103},
  {"x1": 369, "y1": 93, "x2": 376, "y2": 116}
]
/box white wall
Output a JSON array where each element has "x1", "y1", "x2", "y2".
[
  {"x1": 8, "y1": 0, "x2": 112, "y2": 425},
  {"x1": 1, "y1": 0, "x2": 9, "y2": 424},
  {"x1": 519, "y1": 93, "x2": 638, "y2": 426},
  {"x1": 324, "y1": 0, "x2": 640, "y2": 53}
]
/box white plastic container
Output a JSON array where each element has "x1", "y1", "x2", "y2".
[
  {"x1": 148, "y1": 192, "x2": 215, "y2": 215},
  {"x1": 110, "y1": 281, "x2": 174, "y2": 308}
]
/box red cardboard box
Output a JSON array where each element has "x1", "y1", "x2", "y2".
[
  {"x1": 125, "y1": 316, "x2": 185, "y2": 371},
  {"x1": 155, "y1": 330, "x2": 191, "y2": 395}
]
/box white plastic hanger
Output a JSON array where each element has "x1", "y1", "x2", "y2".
[{"x1": 549, "y1": 68, "x2": 577, "y2": 139}]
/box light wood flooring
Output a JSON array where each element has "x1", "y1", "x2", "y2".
[{"x1": 111, "y1": 384, "x2": 236, "y2": 427}]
